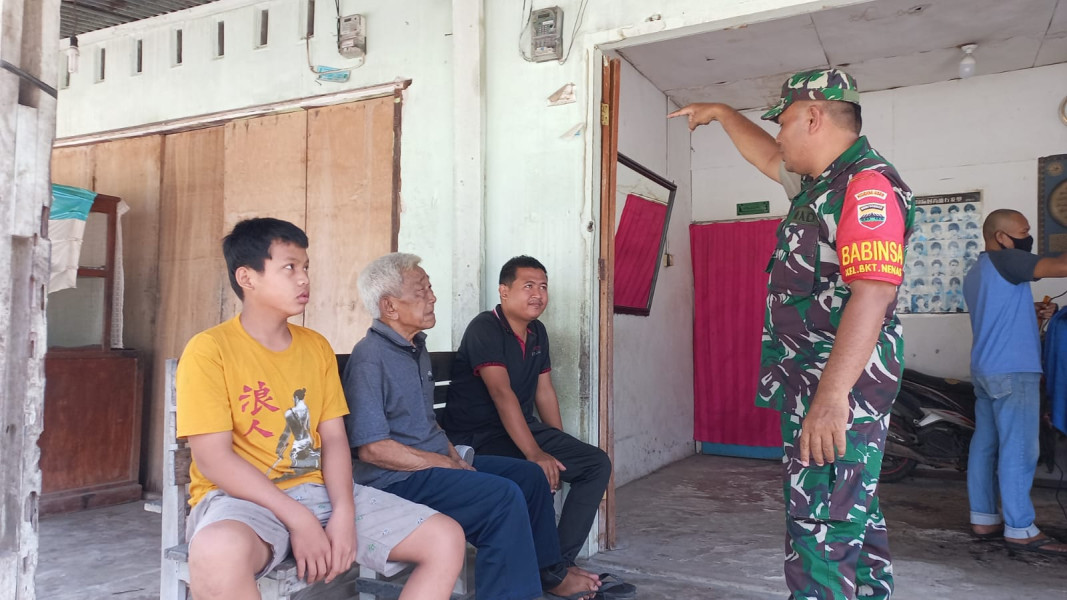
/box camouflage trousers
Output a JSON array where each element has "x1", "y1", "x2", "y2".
[{"x1": 781, "y1": 411, "x2": 893, "y2": 600}]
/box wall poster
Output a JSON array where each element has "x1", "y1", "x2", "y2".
[
  {"x1": 1038, "y1": 154, "x2": 1067, "y2": 254},
  {"x1": 897, "y1": 191, "x2": 982, "y2": 314}
]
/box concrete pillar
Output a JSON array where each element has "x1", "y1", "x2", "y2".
[
  {"x1": 0, "y1": 0, "x2": 60, "y2": 597},
  {"x1": 451, "y1": 0, "x2": 486, "y2": 346}
]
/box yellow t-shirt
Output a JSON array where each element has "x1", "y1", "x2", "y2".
[{"x1": 176, "y1": 316, "x2": 348, "y2": 507}]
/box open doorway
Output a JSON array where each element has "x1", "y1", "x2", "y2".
[{"x1": 597, "y1": 0, "x2": 1067, "y2": 512}]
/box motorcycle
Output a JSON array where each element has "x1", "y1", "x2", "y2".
[
  {"x1": 882, "y1": 369, "x2": 1058, "y2": 483},
  {"x1": 882, "y1": 370, "x2": 975, "y2": 482}
]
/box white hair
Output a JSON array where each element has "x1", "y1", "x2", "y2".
[{"x1": 358, "y1": 253, "x2": 422, "y2": 319}]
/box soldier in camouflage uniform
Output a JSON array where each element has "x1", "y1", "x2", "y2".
[{"x1": 671, "y1": 69, "x2": 914, "y2": 599}]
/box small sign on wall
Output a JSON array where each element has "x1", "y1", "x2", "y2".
[
  {"x1": 736, "y1": 201, "x2": 769, "y2": 216},
  {"x1": 898, "y1": 191, "x2": 981, "y2": 314}
]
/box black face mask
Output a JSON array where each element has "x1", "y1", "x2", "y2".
[{"x1": 1000, "y1": 234, "x2": 1034, "y2": 253}]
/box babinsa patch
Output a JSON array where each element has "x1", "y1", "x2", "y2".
[{"x1": 855, "y1": 189, "x2": 888, "y2": 230}]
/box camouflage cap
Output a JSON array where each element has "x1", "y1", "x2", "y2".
[{"x1": 761, "y1": 68, "x2": 861, "y2": 121}]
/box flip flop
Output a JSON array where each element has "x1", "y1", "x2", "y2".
[
  {"x1": 596, "y1": 573, "x2": 637, "y2": 600},
  {"x1": 1004, "y1": 536, "x2": 1067, "y2": 557}
]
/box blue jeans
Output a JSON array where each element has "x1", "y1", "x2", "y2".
[
  {"x1": 383, "y1": 455, "x2": 562, "y2": 600},
  {"x1": 967, "y1": 372, "x2": 1042, "y2": 539}
]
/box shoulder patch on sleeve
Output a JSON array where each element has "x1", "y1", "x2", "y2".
[{"x1": 855, "y1": 188, "x2": 889, "y2": 230}]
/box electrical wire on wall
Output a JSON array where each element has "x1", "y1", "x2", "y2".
[
  {"x1": 305, "y1": 37, "x2": 355, "y2": 82},
  {"x1": 517, "y1": 0, "x2": 534, "y2": 62},
  {"x1": 335, "y1": 0, "x2": 342, "y2": 41},
  {"x1": 558, "y1": 0, "x2": 588, "y2": 65},
  {"x1": 304, "y1": 0, "x2": 354, "y2": 83}
]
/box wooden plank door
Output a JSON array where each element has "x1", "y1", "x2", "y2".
[
  {"x1": 155, "y1": 126, "x2": 229, "y2": 491},
  {"x1": 304, "y1": 95, "x2": 400, "y2": 352},
  {"x1": 221, "y1": 111, "x2": 310, "y2": 323},
  {"x1": 50, "y1": 145, "x2": 94, "y2": 189}
]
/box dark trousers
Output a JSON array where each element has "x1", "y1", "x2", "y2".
[
  {"x1": 476, "y1": 425, "x2": 612, "y2": 565},
  {"x1": 382, "y1": 455, "x2": 562, "y2": 600}
]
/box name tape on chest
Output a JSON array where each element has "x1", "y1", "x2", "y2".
[{"x1": 788, "y1": 205, "x2": 818, "y2": 226}]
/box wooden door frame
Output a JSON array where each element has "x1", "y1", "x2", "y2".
[{"x1": 597, "y1": 55, "x2": 621, "y2": 550}]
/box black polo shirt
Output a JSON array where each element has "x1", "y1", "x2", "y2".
[{"x1": 442, "y1": 305, "x2": 552, "y2": 444}]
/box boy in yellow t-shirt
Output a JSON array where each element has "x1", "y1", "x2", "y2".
[{"x1": 176, "y1": 218, "x2": 464, "y2": 599}]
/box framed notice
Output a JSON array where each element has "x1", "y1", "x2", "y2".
[
  {"x1": 897, "y1": 191, "x2": 982, "y2": 314},
  {"x1": 1038, "y1": 154, "x2": 1067, "y2": 254}
]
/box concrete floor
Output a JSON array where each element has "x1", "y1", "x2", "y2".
[{"x1": 37, "y1": 454, "x2": 1067, "y2": 599}]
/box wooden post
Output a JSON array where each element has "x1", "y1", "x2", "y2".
[
  {"x1": 597, "y1": 56, "x2": 620, "y2": 550},
  {"x1": 0, "y1": 0, "x2": 60, "y2": 597}
]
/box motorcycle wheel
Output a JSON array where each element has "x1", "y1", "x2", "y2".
[
  {"x1": 880, "y1": 453, "x2": 917, "y2": 483},
  {"x1": 881, "y1": 416, "x2": 918, "y2": 483}
]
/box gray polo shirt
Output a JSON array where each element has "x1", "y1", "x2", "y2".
[{"x1": 342, "y1": 320, "x2": 451, "y2": 489}]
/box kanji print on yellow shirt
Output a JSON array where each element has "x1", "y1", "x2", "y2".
[{"x1": 176, "y1": 316, "x2": 348, "y2": 506}]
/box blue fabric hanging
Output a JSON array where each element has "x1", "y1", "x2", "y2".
[
  {"x1": 1042, "y1": 306, "x2": 1067, "y2": 435},
  {"x1": 50, "y1": 184, "x2": 96, "y2": 220}
]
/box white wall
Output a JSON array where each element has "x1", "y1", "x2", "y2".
[
  {"x1": 691, "y1": 62, "x2": 1067, "y2": 379},
  {"x1": 613, "y1": 60, "x2": 695, "y2": 486}
]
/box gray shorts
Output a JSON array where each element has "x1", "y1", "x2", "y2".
[{"x1": 187, "y1": 482, "x2": 438, "y2": 578}]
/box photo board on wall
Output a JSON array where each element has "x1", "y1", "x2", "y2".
[{"x1": 897, "y1": 191, "x2": 982, "y2": 314}]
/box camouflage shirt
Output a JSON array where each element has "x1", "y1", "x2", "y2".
[{"x1": 756, "y1": 136, "x2": 914, "y2": 418}]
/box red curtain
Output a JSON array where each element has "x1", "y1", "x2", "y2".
[
  {"x1": 614, "y1": 194, "x2": 668, "y2": 309},
  {"x1": 691, "y1": 220, "x2": 781, "y2": 447}
]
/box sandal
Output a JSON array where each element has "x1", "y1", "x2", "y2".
[
  {"x1": 1004, "y1": 536, "x2": 1067, "y2": 557},
  {"x1": 596, "y1": 573, "x2": 637, "y2": 599}
]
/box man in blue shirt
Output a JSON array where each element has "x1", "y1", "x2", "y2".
[{"x1": 962, "y1": 209, "x2": 1067, "y2": 556}]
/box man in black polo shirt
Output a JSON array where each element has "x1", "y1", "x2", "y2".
[
  {"x1": 343, "y1": 253, "x2": 603, "y2": 600},
  {"x1": 443, "y1": 256, "x2": 614, "y2": 572}
]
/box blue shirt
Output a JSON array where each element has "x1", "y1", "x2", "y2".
[
  {"x1": 962, "y1": 250, "x2": 1042, "y2": 376},
  {"x1": 342, "y1": 320, "x2": 452, "y2": 489}
]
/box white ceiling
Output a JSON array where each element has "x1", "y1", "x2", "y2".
[{"x1": 617, "y1": 0, "x2": 1067, "y2": 111}]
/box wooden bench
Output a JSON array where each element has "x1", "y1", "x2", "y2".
[{"x1": 160, "y1": 352, "x2": 471, "y2": 600}]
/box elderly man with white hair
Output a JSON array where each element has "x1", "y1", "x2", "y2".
[{"x1": 340, "y1": 253, "x2": 603, "y2": 600}]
